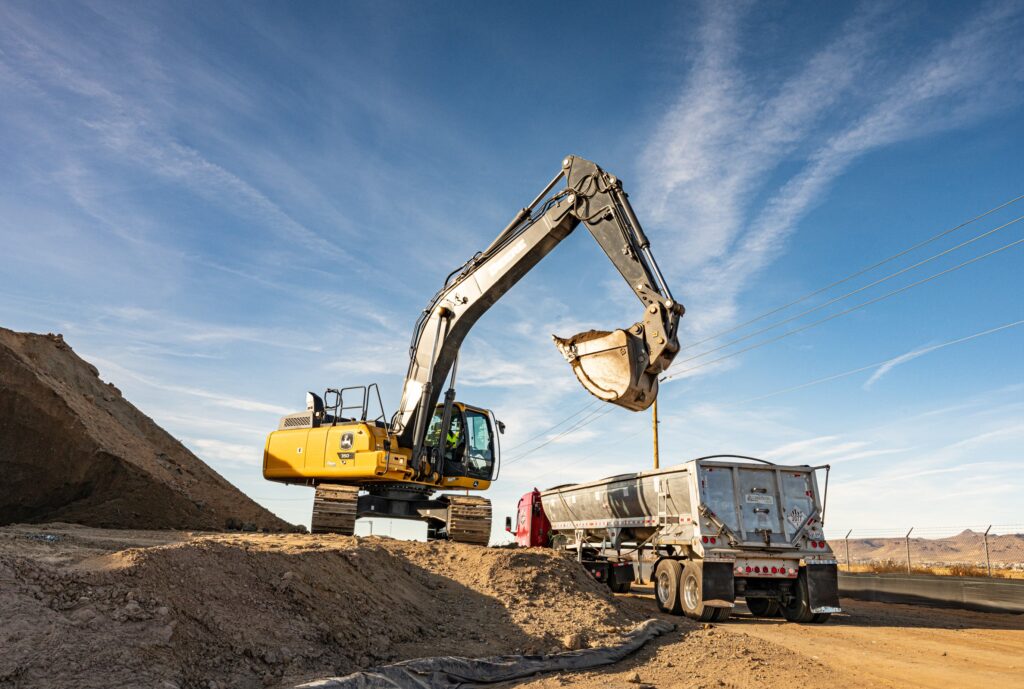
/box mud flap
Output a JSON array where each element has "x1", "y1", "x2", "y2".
[
  {"x1": 806, "y1": 563, "x2": 841, "y2": 613},
  {"x1": 701, "y1": 561, "x2": 736, "y2": 608},
  {"x1": 552, "y1": 328, "x2": 656, "y2": 412}
]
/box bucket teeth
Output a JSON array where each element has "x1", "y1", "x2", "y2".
[{"x1": 553, "y1": 328, "x2": 657, "y2": 411}]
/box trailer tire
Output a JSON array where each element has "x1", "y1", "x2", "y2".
[
  {"x1": 781, "y1": 569, "x2": 815, "y2": 623},
  {"x1": 680, "y1": 561, "x2": 717, "y2": 622},
  {"x1": 745, "y1": 597, "x2": 780, "y2": 618},
  {"x1": 654, "y1": 560, "x2": 683, "y2": 614},
  {"x1": 711, "y1": 606, "x2": 731, "y2": 622},
  {"x1": 610, "y1": 580, "x2": 632, "y2": 594},
  {"x1": 811, "y1": 613, "x2": 831, "y2": 624}
]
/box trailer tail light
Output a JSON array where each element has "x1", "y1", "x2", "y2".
[
  {"x1": 810, "y1": 541, "x2": 817, "y2": 548},
  {"x1": 702, "y1": 536, "x2": 708, "y2": 543},
  {"x1": 770, "y1": 566, "x2": 778, "y2": 574},
  {"x1": 819, "y1": 540, "x2": 827, "y2": 548},
  {"x1": 746, "y1": 566, "x2": 752, "y2": 573}
]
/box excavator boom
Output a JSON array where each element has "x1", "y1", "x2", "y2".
[{"x1": 393, "y1": 155, "x2": 683, "y2": 455}]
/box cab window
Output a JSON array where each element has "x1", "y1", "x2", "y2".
[{"x1": 463, "y1": 409, "x2": 495, "y2": 480}]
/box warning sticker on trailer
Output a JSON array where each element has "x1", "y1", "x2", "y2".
[
  {"x1": 787, "y1": 507, "x2": 807, "y2": 528},
  {"x1": 745, "y1": 494, "x2": 775, "y2": 505}
]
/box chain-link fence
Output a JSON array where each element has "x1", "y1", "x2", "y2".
[{"x1": 825, "y1": 524, "x2": 1024, "y2": 578}]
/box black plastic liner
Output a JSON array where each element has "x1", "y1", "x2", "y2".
[{"x1": 298, "y1": 619, "x2": 675, "y2": 689}]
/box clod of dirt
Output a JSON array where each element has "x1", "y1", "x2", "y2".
[{"x1": 0, "y1": 328, "x2": 290, "y2": 531}]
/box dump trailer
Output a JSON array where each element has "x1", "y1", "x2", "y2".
[{"x1": 508, "y1": 456, "x2": 841, "y2": 623}]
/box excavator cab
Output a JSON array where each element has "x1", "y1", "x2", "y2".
[{"x1": 424, "y1": 402, "x2": 500, "y2": 482}]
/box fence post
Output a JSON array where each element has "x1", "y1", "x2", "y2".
[
  {"x1": 844, "y1": 529, "x2": 852, "y2": 571},
  {"x1": 905, "y1": 527, "x2": 914, "y2": 574},
  {"x1": 983, "y1": 525, "x2": 992, "y2": 577}
]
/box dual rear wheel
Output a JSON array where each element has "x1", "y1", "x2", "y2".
[
  {"x1": 654, "y1": 560, "x2": 731, "y2": 622},
  {"x1": 655, "y1": 560, "x2": 829, "y2": 624}
]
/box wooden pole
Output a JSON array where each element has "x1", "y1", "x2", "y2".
[{"x1": 652, "y1": 398, "x2": 660, "y2": 469}]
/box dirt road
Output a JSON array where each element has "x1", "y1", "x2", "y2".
[{"x1": 514, "y1": 584, "x2": 1024, "y2": 689}]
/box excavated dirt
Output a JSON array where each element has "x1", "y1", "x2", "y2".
[
  {"x1": 0, "y1": 328, "x2": 289, "y2": 531},
  {"x1": 0, "y1": 524, "x2": 644, "y2": 689},
  {"x1": 2, "y1": 525, "x2": 1021, "y2": 689}
]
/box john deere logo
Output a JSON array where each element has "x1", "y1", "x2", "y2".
[{"x1": 340, "y1": 433, "x2": 353, "y2": 450}]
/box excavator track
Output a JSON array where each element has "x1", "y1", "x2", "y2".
[
  {"x1": 445, "y1": 495, "x2": 492, "y2": 545},
  {"x1": 311, "y1": 484, "x2": 359, "y2": 535}
]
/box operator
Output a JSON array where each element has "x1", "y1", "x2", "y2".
[{"x1": 445, "y1": 416, "x2": 465, "y2": 464}]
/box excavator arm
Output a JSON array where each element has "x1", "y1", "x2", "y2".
[{"x1": 393, "y1": 155, "x2": 684, "y2": 459}]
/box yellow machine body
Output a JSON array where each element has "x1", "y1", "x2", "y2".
[{"x1": 262, "y1": 402, "x2": 494, "y2": 492}]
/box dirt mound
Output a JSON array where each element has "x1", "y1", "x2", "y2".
[
  {"x1": 0, "y1": 328, "x2": 289, "y2": 531},
  {"x1": 0, "y1": 524, "x2": 645, "y2": 688}
]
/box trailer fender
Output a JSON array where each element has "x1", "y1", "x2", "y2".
[
  {"x1": 701, "y1": 561, "x2": 736, "y2": 607},
  {"x1": 806, "y1": 563, "x2": 841, "y2": 613}
]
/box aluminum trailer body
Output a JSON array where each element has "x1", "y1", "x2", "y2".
[{"x1": 533, "y1": 456, "x2": 841, "y2": 622}]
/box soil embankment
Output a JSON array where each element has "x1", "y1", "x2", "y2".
[
  {"x1": 0, "y1": 328, "x2": 288, "y2": 531},
  {"x1": 0, "y1": 524, "x2": 643, "y2": 688}
]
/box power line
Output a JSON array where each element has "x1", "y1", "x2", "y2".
[
  {"x1": 516, "y1": 317, "x2": 1024, "y2": 485},
  {"x1": 679, "y1": 192, "x2": 1024, "y2": 353},
  {"x1": 503, "y1": 404, "x2": 614, "y2": 465},
  {"x1": 735, "y1": 318, "x2": 1024, "y2": 404},
  {"x1": 662, "y1": 235, "x2": 1024, "y2": 382},
  {"x1": 497, "y1": 194, "x2": 1024, "y2": 467},
  {"x1": 666, "y1": 214, "x2": 1024, "y2": 370},
  {"x1": 501, "y1": 397, "x2": 602, "y2": 450}
]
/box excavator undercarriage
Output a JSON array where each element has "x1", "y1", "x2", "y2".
[{"x1": 311, "y1": 483, "x2": 492, "y2": 545}]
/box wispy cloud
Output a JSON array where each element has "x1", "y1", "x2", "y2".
[
  {"x1": 85, "y1": 355, "x2": 292, "y2": 415},
  {"x1": 640, "y1": 1, "x2": 1024, "y2": 344},
  {"x1": 863, "y1": 344, "x2": 932, "y2": 389},
  {"x1": 0, "y1": 3, "x2": 350, "y2": 263}
]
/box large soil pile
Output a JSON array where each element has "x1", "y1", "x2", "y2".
[
  {"x1": 0, "y1": 524, "x2": 646, "y2": 689},
  {"x1": 0, "y1": 328, "x2": 288, "y2": 531}
]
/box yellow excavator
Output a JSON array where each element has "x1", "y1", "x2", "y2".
[{"x1": 262, "y1": 155, "x2": 684, "y2": 543}]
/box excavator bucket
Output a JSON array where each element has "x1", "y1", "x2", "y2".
[{"x1": 553, "y1": 328, "x2": 658, "y2": 412}]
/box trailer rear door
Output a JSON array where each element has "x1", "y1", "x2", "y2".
[{"x1": 696, "y1": 462, "x2": 817, "y2": 547}]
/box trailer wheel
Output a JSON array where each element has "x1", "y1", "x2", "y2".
[
  {"x1": 711, "y1": 606, "x2": 731, "y2": 622},
  {"x1": 781, "y1": 569, "x2": 815, "y2": 623},
  {"x1": 680, "y1": 561, "x2": 717, "y2": 622},
  {"x1": 610, "y1": 580, "x2": 632, "y2": 594},
  {"x1": 654, "y1": 560, "x2": 683, "y2": 614},
  {"x1": 745, "y1": 597, "x2": 780, "y2": 618},
  {"x1": 811, "y1": 613, "x2": 831, "y2": 624}
]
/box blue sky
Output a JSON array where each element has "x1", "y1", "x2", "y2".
[{"x1": 2, "y1": 1, "x2": 1022, "y2": 541}]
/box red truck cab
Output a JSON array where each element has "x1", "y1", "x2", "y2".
[{"x1": 506, "y1": 488, "x2": 551, "y2": 547}]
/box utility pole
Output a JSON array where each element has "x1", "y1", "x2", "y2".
[{"x1": 652, "y1": 398, "x2": 660, "y2": 469}]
